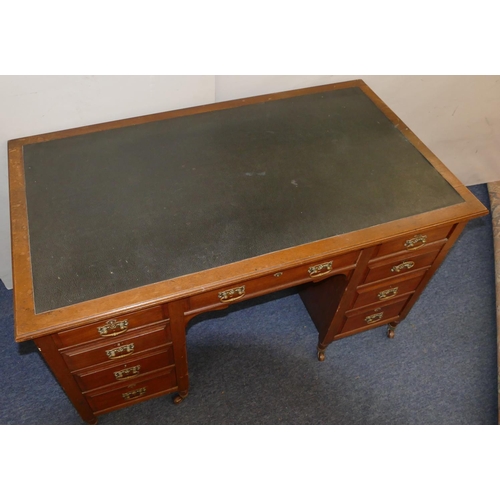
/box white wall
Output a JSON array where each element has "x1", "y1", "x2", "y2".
[{"x1": 1, "y1": 75, "x2": 499, "y2": 289}]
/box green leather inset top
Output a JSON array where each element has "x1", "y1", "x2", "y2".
[{"x1": 22, "y1": 86, "x2": 464, "y2": 312}]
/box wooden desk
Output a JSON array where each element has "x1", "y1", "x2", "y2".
[{"x1": 8, "y1": 80, "x2": 487, "y2": 424}]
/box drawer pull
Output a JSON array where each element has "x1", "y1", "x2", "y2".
[
  {"x1": 308, "y1": 261, "x2": 333, "y2": 278},
  {"x1": 122, "y1": 387, "x2": 146, "y2": 401},
  {"x1": 97, "y1": 319, "x2": 129, "y2": 337},
  {"x1": 114, "y1": 365, "x2": 141, "y2": 381},
  {"x1": 391, "y1": 261, "x2": 415, "y2": 273},
  {"x1": 365, "y1": 312, "x2": 384, "y2": 324},
  {"x1": 105, "y1": 343, "x2": 135, "y2": 360},
  {"x1": 378, "y1": 287, "x2": 399, "y2": 301},
  {"x1": 218, "y1": 286, "x2": 245, "y2": 303},
  {"x1": 404, "y1": 234, "x2": 427, "y2": 250}
]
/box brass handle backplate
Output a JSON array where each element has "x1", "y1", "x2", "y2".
[
  {"x1": 114, "y1": 365, "x2": 141, "y2": 381},
  {"x1": 218, "y1": 286, "x2": 246, "y2": 303},
  {"x1": 391, "y1": 261, "x2": 415, "y2": 273},
  {"x1": 97, "y1": 319, "x2": 129, "y2": 337},
  {"x1": 365, "y1": 312, "x2": 384, "y2": 324},
  {"x1": 105, "y1": 343, "x2": 135, "y2": 360},
  {"x1": 378, "y1": 287, "x2": 399, "y2": 301},
  {"x1": 404, "y1": 234, "x2": 427, "y2": 250},
  {"x1": 122, "y1": 387, "x2": 146, "y2": 401},
  {"x1": 308, "y1": 261, "x2": 333, "y2": 278}
]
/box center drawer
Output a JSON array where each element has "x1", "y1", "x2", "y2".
[{"x1": 188, "y1": 250, "x2": 360, "y2": 314}]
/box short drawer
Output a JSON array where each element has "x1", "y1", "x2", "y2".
[
  {"x1": 61, "y1": 323, "x2": 171, "y2": 372},
  {"x1": 363, "y1": 243, "x2": 443, "y2": 284},
  {"x1": 86, "y1": 367, "x2": 177, "y2": 413},
  {"x1": 340, "y1": 297, "x2": 410, "y2": 335},
  {"x1": 73, "y1": 346, "x2": 175, "y2": 392},
  {"x1": 188, "y1": 250, "x2": 359, "y2": 313},
  {"x1": 374, "y1": 225, "x2": 451, "y2": 259},
  {"x1": 56, "y1": 305, "x2": 165, "y2": 348},
  {"x1": 352, "y1": 271, "x2": 425, "y2": 310}
]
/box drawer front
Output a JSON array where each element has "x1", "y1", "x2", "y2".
[
  {"x1": 86, "y1": 367, "x2": 177, "y2": 413},
  {"x1": 56, "y1": 305, "x2": 165, "y2": 348},
  {"x1": 61, "y1": 324, "x2": 171, "y2": 372},
  {"x1": 341, "y1": 297, "x2": 409, "y2": 335},
  {"x1": 375, "y1": 225, "x2": 451, "y2": 259},
  {"x1": 188, "y1": 250, "x2": 360, "y2": 313},
  {"x1": 352, "y1": 272, "x2": 425, "y2": 310},
  {"x1": 363, "y1": 245, "x2": 443, "y2": 284},
  {"x1": 73, "y1": 346, "x2": 175, "y2": 392}
]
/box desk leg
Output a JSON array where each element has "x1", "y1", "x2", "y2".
[
  {"x1": 317, "y1": 346, "x2": 327, "y2": 362},
  {"x1": 387, "y1": 322, "x2": 398, "y2": 339},
  {"x1": 167, "y1": 299, "x2": 190, "y2": 404},
  {"x1": 300, "y1": 274, "x2": 347, "y2": 360},
  {"x1": 300, "y1": 248, "x2": 376, "y2": 360}
]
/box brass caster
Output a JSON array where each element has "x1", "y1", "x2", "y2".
[
  {"x1": 317, "y1": 348, "x2": 326, "y2": 362},
  {"x1": 387, "y1": 324, "x2": 396, "y2": 339},
  {"x1": 173, "y1": 391, "x2": 188, "y2": 405}
]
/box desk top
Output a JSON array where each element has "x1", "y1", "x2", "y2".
[{"x1": 8, "y1": 80, "x2": 487, "y2": 339}]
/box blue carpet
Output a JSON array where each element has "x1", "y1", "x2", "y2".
[{"x1": 0, "y1": 184, "x2": 497, "y2": 424}]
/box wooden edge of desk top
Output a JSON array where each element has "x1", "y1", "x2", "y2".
[
  {"x1": 8, "y1": 80, "x2": 489, "y2": 342},
  {"x1": 7, "y1": 79, "x2": 366, "y2": 147}
]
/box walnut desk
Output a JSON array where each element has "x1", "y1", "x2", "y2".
[{"x1": 8, "y1": 80, "x2": 487, "y2": 424}]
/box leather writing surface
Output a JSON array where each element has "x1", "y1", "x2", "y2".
[{"x1": 22, "y1": 87, "x2": 464, "y2": 313}]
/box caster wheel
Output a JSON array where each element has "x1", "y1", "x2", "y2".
[
  {"x1": 317, "y1": 350, "x2": 326, "y2": 362},
  {"x1": 173, "y1": 392, "x2": 188, "y2": 405},
  {"x1": 387, "y1": 325, "x2": 396, "y2": 339}
]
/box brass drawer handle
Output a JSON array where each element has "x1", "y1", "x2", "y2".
[
  {"x1": 218, "y1": 286, "x2": 245, "y2": 303},
  {"x1": 378, "y1": 287, "x2": 399, "y2": 301},
  {"x1": 365, "y1": 312, "x2": 384, "y2": 324},
  {"x1": 97, "y1": 319, "x2": 129, "y2": 337},
  {"x1": 308, "y1": 261, "x2": 333, "y2": 278},
  {"x1": 391, "y1": 261, "x2": 415, "y2": 273},
  {"x1": 105, "y1": 343, "x2": 135, "y2": 360},
  {"x1": 122, "y1": 387, "x2": 146, "y2": 401},
  {"x1": 114, "y1": 365, "x2": 141, "y2": 381},
  {"x1": 404, "y1": 234, "x2": 427, "y2": 250}
]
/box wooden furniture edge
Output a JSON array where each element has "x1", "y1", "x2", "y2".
[
  {"x1": 8, "y1": 143, "x2": 36, "y2": 342},
  {"x1": 358, "y1": 81, "x2": 484, "y2": 212},
  {"x1": 11, "y1": 201, "x2": 485, "y2": 343},
  {"x1": 7, "y1": 79, "x2": 366, "y2": 147},
  {"x1": 8, "y1": 80, "x2": 488, "y2": 343}
]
